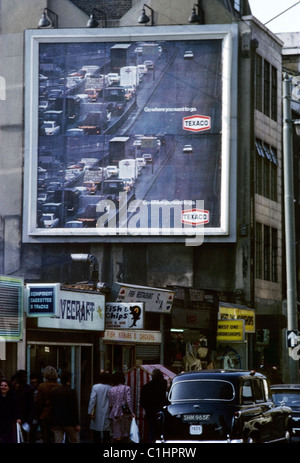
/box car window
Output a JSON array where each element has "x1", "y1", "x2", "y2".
[
  {"x1": 242, "y1": 380, "x2": 254, "y2": 404},
  {"x1": 253, "y1": 379, "x2": 265, "y2": 402},
  {"x1": 170, "y1": 379, "x2": 235, "y2": 402},
  {"x1": 272, "y1": 390, "x2": 300, "y2": 406}
]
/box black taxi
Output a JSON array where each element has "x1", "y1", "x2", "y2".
[{"x1": 157, "y1": 370, "x2": 292, "y2": 443}]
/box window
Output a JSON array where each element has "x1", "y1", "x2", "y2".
[
  {"x1": 255, "y1": 223, "x2": 262, "y2": 279},
  {"x1": 242, "y1": 380, "x2": 253, "y2": 404},
  {"x1": 253, "y1": 379, "x2": 265, "y2": 402},
  {"x1": 255, "y1": 223, "x2": 278, "y2": 282},
  {"x1": 170, "y1": 380, "x2": 235, "y2": 401},
  {"x1": 271, "y1": 228, "x2": 278, "y2": 282},
  {"x1": 263, "y1": 61, "x2": 270, "y2": 118},
  {"x1": 233, "y1": 0, "x2": 241, "y2": 11},
  {"x1": 255, "y1": 139, "x2": 278, "y2": 201},
  {"x1": 255, "y1": 55, "x2": 263, "y2": 113},
  {"x1": 271, "y1": 66, "x2": 277, "y2": 120},
  {"x1": 264, "y1": 225, "x2": 270, "y2": 280},
  {"x1": 255, "y1": 55, "x2": 277, "y2": 121}
]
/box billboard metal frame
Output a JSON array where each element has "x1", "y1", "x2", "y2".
[{"x1": 23, "y1": 25, "x2": 238, "y2": 243}]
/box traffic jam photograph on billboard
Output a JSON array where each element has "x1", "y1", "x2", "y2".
[{"x1": 24, "y1": 26, "x2": 237, "y2": 241}]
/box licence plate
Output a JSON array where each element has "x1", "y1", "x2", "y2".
[
  {"x1": 190, "y1": 425, "x2": 203, "y2": 435},
  {"x1": 182, "y1": 414, "x2": 211, "y2": 422}
]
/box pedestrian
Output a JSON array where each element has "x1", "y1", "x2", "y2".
[
  {"x1": 140, "y1": 368, "x2": 169, "y2": 442},
  {"x1": 108, "y1": 370, "x2": 133, "y2": 443},
  {"x1": 0, "y1": 378, "x2": 22, "y2": 443},
  {"x1": 28, "y1": 372, "x2": 40, "y2": 443},
  {"x1": 13, "y1": 370, "x2": 35, "y2": 442},
  {"x1": 49, "y1": 371, "x2": 81, "y2": 443},
  {"x1": 36, "y1": 365, "x2": 61, "y2": 443},
  {"x1": 88, "y1": 371, "x2": 112, "y2": 443}
]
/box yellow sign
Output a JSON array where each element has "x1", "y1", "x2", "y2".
[
  {"x1": 217, "y1": 320, "x2": 245, "y2": 342},
  {"x1": 219, "y1": 305, "x2": 255, "y2": 333}
]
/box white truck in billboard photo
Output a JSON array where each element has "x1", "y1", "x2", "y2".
[
  {"x1": 118, "y1": 159, "x2": 139, "y2": 180},
  {"x1": 120, "y1": 66, "x2": 139, "y2": 88}
]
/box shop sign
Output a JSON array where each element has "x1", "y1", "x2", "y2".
[
  {"x1": 216, "y1": 320, "x2": 245, "y2": 342},
  {"x1": 0, "y1": 276, "x2": 23, "y2": 340},
  {"x1": 113, "y1": 283, "x2": 174, "y2": 314},
  {"x1": 219, "y1": 303, "x2": 255, "y2": 333},
  {"x1": 105, "y1": 302, "x2": 144, "y2": 329},
  {"x1": 172, "y1": 307, "x2": 211, "y2": 329},
  {"x1": 37, "y1": 289, "x2": 105, "y2": 331},
  {"x1": 103, "y1": 329, "x2": 161, "y2": 343},
  {"x1": 26, "y1": 283, "x2": 60, "y2": 317}
]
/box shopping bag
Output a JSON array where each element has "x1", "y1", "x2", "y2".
[
  {"x1": 16, "y1": 422, "x2": 24, "y2": 443},
  {"x1": 130, "y1": 417, "x2": 140, "y2": 443}
]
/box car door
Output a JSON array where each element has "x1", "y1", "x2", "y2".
[{"x1": 251, "y1": 378, "x2": 275, "y2": 442}]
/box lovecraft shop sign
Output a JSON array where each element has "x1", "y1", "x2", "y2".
[{"x1": 37, "y1": 289, "x2": 105, "y2": 331}]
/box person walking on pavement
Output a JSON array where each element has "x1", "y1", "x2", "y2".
[
  {"x1": 140, "y1": 368, "x2": 169, "y2": 442},
  {"x1": 88, "y1": 371, "x2": 112, "y2": 443},
  {"x1": 49, "y1": 371, "x2": 80, "y2": 443},
  {"x1": 36, "y1": 365, "x2": 61, "y2": 443},
  {"x1": 0, "y1": 378, "x2": 22, "y2": 443},
  {"x1": 108, "y1": 371, "x2": 134, "y2": 443},
  {"x1": 13, "y1": 369, "x2": 35, "y2": 443}
]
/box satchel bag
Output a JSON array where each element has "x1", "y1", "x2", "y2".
[{"x1": 122, "y1": 386, "x2": 131, "y2": 415}]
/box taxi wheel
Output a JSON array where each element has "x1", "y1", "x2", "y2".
[
  {"x1": 244, "y1": 432, "x2": 259, "y2": 443},
  {"x1": 285, "y1": 430, "x2": 292, "y2": 443}
]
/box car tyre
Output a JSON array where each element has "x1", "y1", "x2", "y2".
[{"x1": 285, "y1": 430, "x2": 292, "y2": 443}]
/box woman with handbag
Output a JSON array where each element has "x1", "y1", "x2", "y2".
[{"x1": 108, "y1": 371, "x2": 133, "y2": 443}]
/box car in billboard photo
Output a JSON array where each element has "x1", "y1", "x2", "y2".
[
  {"x1": 157, "y1": 370, "x2": 293, "y2": 443},
  {"x1": 184, "y1": 50, "x2": 194, "y2": 59},
  {"x1": 142, "y1": 153, "x2": 153, "y2": 163},
  {"x1": 183, "y1": 144, "x2": 193, "y2": 153}
]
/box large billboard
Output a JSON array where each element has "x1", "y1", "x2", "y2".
[{"x1": 23, "y1": 25, "x2": 238, "y2": 243}]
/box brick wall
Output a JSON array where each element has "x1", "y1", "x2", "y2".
[{"x1": 70, "y1": 0, "x2": 132, "y2": 20}]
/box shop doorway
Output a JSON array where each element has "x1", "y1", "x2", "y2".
[
  {"x1": 104, "y1": 344, "x2": 135, "y2": 373},
  {"x1": 27, "y1": 342, "x2": 93, "y2": 440}
]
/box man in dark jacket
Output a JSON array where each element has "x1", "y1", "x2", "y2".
[
  {"x1": 140, "y1": 369, "x2": 169, "y2": 442},
  {"x1": 49, "y1": 371, "x2": 80, "y2": 443}
]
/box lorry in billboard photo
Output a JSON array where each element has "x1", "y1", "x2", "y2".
[
  {"x1": 120, "y1": 66, "x2": 139, "y2": 89},
  {"x1": 78, "y1": 110, "x2": 110, "y2": 134},
  {"x1": 118, "y1": 159, "x2": 139, "y2": 180}
]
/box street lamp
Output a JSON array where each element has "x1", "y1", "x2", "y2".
[
  {"x1": 86, "y1": 8, "x2": 107, "y2": 28},
  {"x1": 138, "y1": 4, "x2": 154, "y2": 26},
  {"x1": 188, "y1": 2, "x2": 204, "y2": 24},
  {"x1": 38, "y1": 8, "x2": 58, "y2": 28},
  {"x1": 282, "y1": 73, "x2": 299, "y2": 383}
]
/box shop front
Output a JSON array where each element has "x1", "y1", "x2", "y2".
[
  {"x1": 165, "y1": 288, "x2": 255, "y2": 372},
  {"x1": 166, "y1": 286, "x2": 219, "y2": 372},
  {"x1": 25, "y1": 285, "x2": 106, "y2": 438},
  {"x1": 102, "y1": 283, "x2": 175, "y2": 372},
  {"x1": 215, "y1": 302, "x2": 256, "y2": 370}
]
